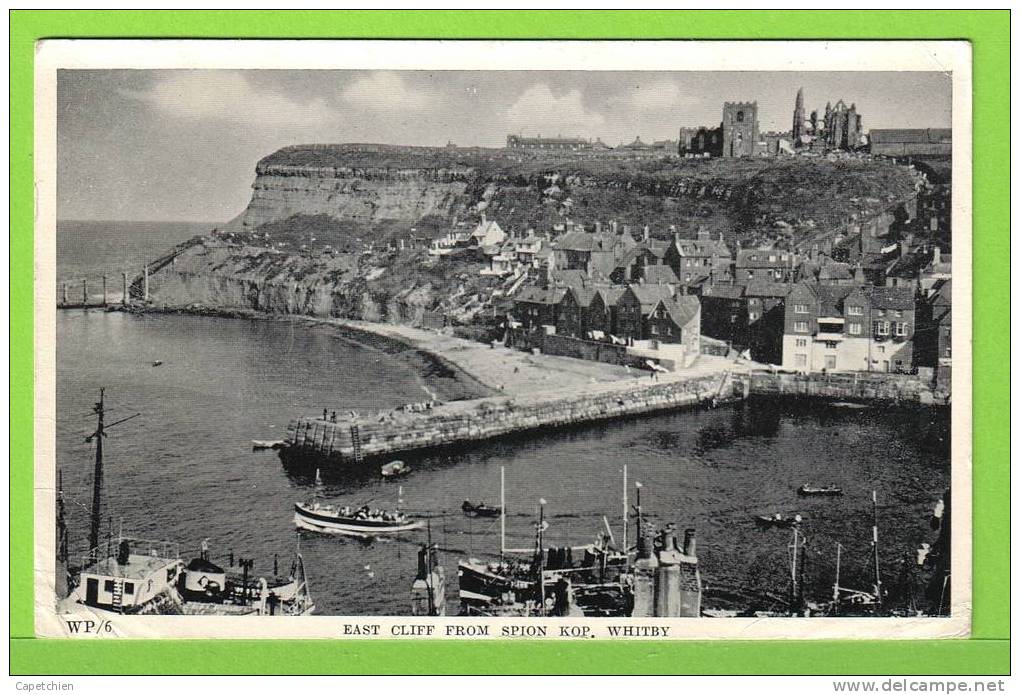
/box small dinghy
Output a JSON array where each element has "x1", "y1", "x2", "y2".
[
  {"x1": 381, "y1": 460, "x2": 411, "y2": 479},
  {"x1": 461, "y1": 500, "x2": 502, "y2": 518},
  {"x1": 294, "y1": 501, "x2": 422, "y2": 537},
  {"x1": 797, "y1": 484, "x2": 843, "y2": 497},
  {"x1": 252, "y1": 439, "x2": 286, "y2": 451},
  {"x1": 151, "y1": 360, "x2": 163, "y2": 367},
  {"x1": 755, "y1": 513, "x2": 804, "y2": 528}
]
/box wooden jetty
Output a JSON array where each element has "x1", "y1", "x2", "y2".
[{"x1": 282, "y1": 370, "x2": 749, "y2": 467}]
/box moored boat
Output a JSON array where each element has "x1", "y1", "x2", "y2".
[
  {"x1": 252, "y1": 439, "x2": 286, "y2": 451},
  {"x1": 461, "y1": 500, "x2": 502, "y2": 518},
  {"x1": 797, "y1": 484, "x2": 843, "y2": 496},
  {"x1": 293, "y1": 501, "x2": 422, "y2": 537},
  {"x1": 755, "y1": 513, "x2": 804, "y2": 528},
  {"x1": 381, "y1": 460, "x2": 411, "y2": 478}
]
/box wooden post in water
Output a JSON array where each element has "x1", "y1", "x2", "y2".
[
  {"x1": 122, "y1": 273, "x2": 128, "y2": 305},
  {"x1": 82, "y1": 279, "x2": 88, "y2": 306},
  {"x1": 61, "y1": 283, "x2": 67, "y2": 306},
  {"x1": 143, "y1": 265, "x2": 149, "y2": 302},
  {"x1": 102, "y1": 275, "x2": 107, "y2": 306}
]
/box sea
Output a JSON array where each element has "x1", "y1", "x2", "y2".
[{"x1": 56, "y1": 220, "x2": 952, "y2": 616}]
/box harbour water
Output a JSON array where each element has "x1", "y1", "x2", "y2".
[{"x1": 56, "y1": 222, "x2": 951, "y2": 615}]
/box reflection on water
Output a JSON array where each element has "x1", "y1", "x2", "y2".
[{"x1": 57, "y1": 311, "x2": 950, "y2": 616}]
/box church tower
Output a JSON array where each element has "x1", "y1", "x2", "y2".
[
  {"x1": 721, "y1": 101, "x2": 759, "y2": 157},
  {"x1": 792, "y1": 87, "x2": 805, "y2": 143}
]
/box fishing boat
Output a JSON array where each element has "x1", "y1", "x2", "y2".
[
  {"x1": 293, "y1": 501, "x2": 423, "y2": 537},
  {"x1": 461, "y1": 500, "x2": 502, "y2": 518},
  {"x1": 381, "y1": 460, "x2": 411, "y2": 479},
  {"x1": 252, "y1": 439, "x2": 286, "y2": 451},
  {"x1": 755, "y1": 513, "x2": 804, "y2": 528},
  {"x1": 457, "y1": 466, "x2": 631, "y2": 617},
  {"x1": 58, "y1": 389, "x2": 315, "y2": 618},
  {"x1": 797, "y1": 484, "x2": 843, "y2": 497}
]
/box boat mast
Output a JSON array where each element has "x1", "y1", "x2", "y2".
[
  {"x1": 87, "y1": 388, "x2": 106, "y2": 559},
  {"x1": 499, "y1": 466, "x2": 506, "y2": 562},
  {"x1": 537, "y1": 498, "x2": 546, "y2": 616},
  {"x1": 425, "y1": 517, "x2": 436, "y2": 616},
  {"x1": 871, "y1": 490, "x2": 883, "y2": 613},
  {"x1": 84, "y1": 389, "x2": 140, "y2": 562},
  {"x1": 832, "y1": 542, "x2": 842, "y2": 613},
  {"x1": 622, "y1": 465, "x2": 628, "y2": 553},
  {"x1": 789, "y1": 523, "x2": 800, "y2": 613}
]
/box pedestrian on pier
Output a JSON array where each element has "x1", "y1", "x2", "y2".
[
  {"x1": 330, "y1": 411, "x2": 337, "y2": 423},
  {"x1": 322, "y1": 408, "x2": 328, "y2": 421}
]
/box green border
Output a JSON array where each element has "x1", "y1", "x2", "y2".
[{"x1": 10, "y1": 9, "x2": 1009, "y2": 675}]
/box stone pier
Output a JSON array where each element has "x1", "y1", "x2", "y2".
[{"x1": 283, "y1": 370, "x2": 740, "y2": 467}]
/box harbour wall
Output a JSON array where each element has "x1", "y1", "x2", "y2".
[
  {"x1": 282, "y1": 365, "x2": 943, "y2": 467},
  {"x1": 283, "y1": 371, "x2": 738, "y2": 466},
  {"x1": 747, "y1": 370, "x2": 943, "y2": 405}
]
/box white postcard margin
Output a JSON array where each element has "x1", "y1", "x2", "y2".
[{"x1": 33, "y1": 39, "x2": 973, "y2": 640}]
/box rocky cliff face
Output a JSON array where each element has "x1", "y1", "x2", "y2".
[
  {"x1": 143, "y1": 143, "x2": 925, "y2": 326},
  {"x1": 145, "y1": 240, "x2": 441, "y2": 324},
  {"x1": 241, "y1": 169, "x2": 470, "y2": 230}
]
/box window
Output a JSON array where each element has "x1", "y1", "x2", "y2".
[
  {"x1": 794, "y1": 321, "x2": 808, "y2": 333},
  {"x1": 749, "y1": 312, "x2": 759, "y2": 321},
  {"x1": 794, "y1": 304, "x2": 808, "y2": 314},
  {"x1": 736, "y1": 110, "x2": 745, "y2": 122},
  {"x1": 876, "y1": 309, "x2": 885, "y2": 317},
  {"x1": 768, "y1": 255, "x2": 776, "y2": 262},
  {"x1": 795, "y1": 338, "x2": 807, "y2": 348},
  {"x1": 847, "y1": 305, "x2": 863, "y2": 316},
  {"x1": 895, "y1": 322, "x2": 909, "y2": 337},
  {"x1": 795, "y1": 354, "x2": 807, "y2": 367},
  {"x1": 875, "y1": 321, "x2": 890, "y2": 336},
  {"x1": 848, "y1": 322, "x2": 862, "y2": 335},
  {"x1": 894, "y1": 310, "x2": 903, "y2": 318},
  {"x1": 877, "y1": 345, "x2": 885, "y2": 354},
  {"x1": 825, "y1": 355, "x2": 836, "y2": 370},
  {"x1": 124, "y1": 582, "x2": 135, "y2": 595},
  {"x1": 104, "y1": 580, "x2": 115, "y2": 592},
  {"x1": 650, "y1": 325, "x2": 659, "y2": 335}
]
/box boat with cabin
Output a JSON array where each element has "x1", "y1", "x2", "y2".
[
  {"x1": 293, "y1": 501, "x2": 423, "y2": 536},
  {"x1": 58, "y1": 389, "x2": 315, "y2": 617},
  {"x1": 461, "y1": 500, "x2": 502, "y2": 518}
]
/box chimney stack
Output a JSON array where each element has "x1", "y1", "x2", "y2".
[
  {"x1": 683, "y1": 528, "x2": 697, "y2": 557},
  {"x1": 610, "y1": 220, "x2": 618, "y2": 235},
  {"x1": 643, "y1": 226, "x2": 650, "y2": 243},
  {"x1": 933, "y1": 246, "x2": 941, "y2": 265}
]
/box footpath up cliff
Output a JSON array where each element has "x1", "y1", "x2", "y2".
[{"x1": 143, "y1": 143, "x2": 923, "y2": 326}]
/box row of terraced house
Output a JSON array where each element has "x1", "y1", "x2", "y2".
[{"x1": 506, "y1": 215, "x2": 952, "y2": 384}]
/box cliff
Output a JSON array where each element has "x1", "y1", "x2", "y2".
[{"x1": 142, "y1": 143, "x2": 925, "y2": 326}]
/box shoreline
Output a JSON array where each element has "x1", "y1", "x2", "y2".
[{"x1": 100, "y1": 303, "x2": 496, "y2": 403}]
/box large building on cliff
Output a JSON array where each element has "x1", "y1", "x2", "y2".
[
  {"x1": 790, "y1": 88, "x2": 864, "y2": 151},
  {"x1": 678, "y1": 101, "x2": 760, "y2": 158},
  {"x1": 506, "y1": 134, "x2": 608, "y2": 151}
]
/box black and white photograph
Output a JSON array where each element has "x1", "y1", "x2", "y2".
[{"x1": 35, "y1": 40, "x2": 971, "y2": 639}]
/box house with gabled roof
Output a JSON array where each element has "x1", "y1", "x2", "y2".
[
  {"x1": 782, "y1": 282, "x2": 916, "y2": 373},
  {"x1": 735, "y1": 248, "x2": 797, "y2": 283},
  {"x1": 512, "y1": 286, "x2": 567, "y2": 331},
  {"x1": 700, "y1": 283, "x2": 746, "y2": 347},
  {"x1": 615, "y1": 284, "x2": 677, "y2": 341},
  {"x1": 664, "y1": 229, "x2": 733, "y2": 286}
]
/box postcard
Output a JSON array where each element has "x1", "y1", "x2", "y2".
[{"x1": 34, "y1": 39, "x2": 971, "y2": 640}]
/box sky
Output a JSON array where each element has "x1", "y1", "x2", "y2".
[{"x1": 57, "y1": 70, "x2": 953, "y2": 223}]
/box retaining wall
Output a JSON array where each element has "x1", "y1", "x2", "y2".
[{"x1": 284, "y1": 371, "x2": 734, "y2": 466}]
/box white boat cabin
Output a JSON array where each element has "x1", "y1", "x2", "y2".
[{"x1": 74, "y1": 540, "x2": 183, "y2": 612}]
